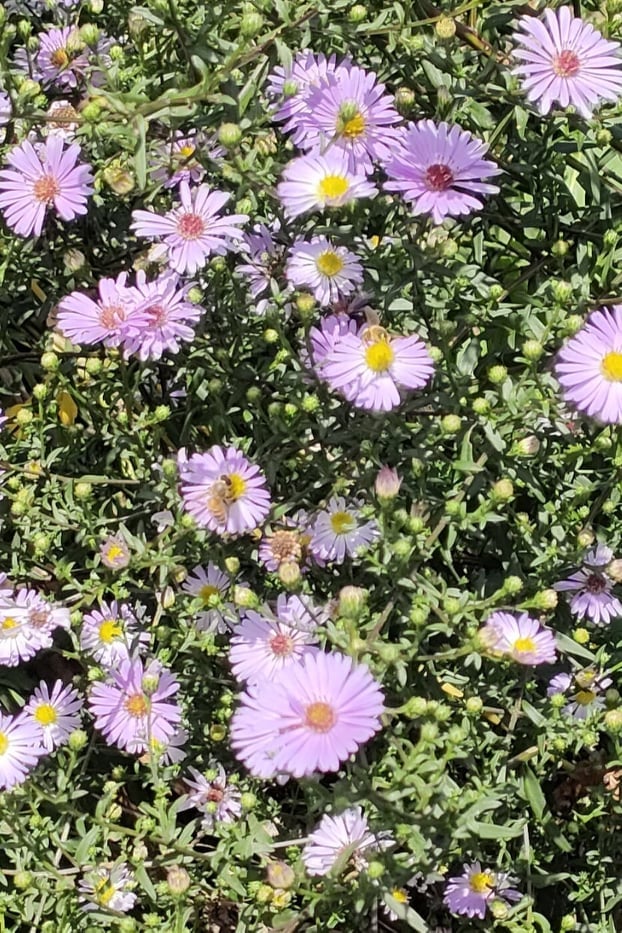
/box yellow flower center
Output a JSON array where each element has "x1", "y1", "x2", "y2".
[
  {"x1": 199, "y1": 584, "x2": 219, "y2": 603},
  {"x1": 124, "y1": 693, "x2": 149, "y2": 717},
  {"x1": 318, "y1": 174, "x2": 349, "y2": 200},
  {"x1": 513, "y1": 636, "x2": 536, "y2": 654},
  {"x1": 341, "y1": 112, "x2": 366, "y2": 138},
  {"x1": 574, "y1": 689, "x2": 597, "y2": 706},
  {"x1": 304, "y1": 701, "x2": 336, "y2": 732},
  {"x1": 34, "y1": 703, "x2": 58, "y2": 726},
  {"x1": 105, "y1": 544, "x2": 125, "y2": 562},
  {"x1": 226, "y1": 473, "x2": 247, "y2": 501},
  {"x1": 601, "y1": 351, "x2": 622, "y2": 382},
  {"x1": 99, "y1": 619, "x2": 122, "y2": 643},
  {"x1": 365, "y1": 339, "x2": 395, "y2": 373},
  {"x1": 391, "y1": 887, "x2": 408, "y2": 904},
  {"x1": 316, "y1": 250, "x2": 345, "y2": 278},
  {"x1": 0, "y1": 617, "x2": 19, "y2": 630},
  {"x1": 50, "y1": 48, "x2": 70, "y2": 69},
  {"x1": 0, "y1": 732, "x2": 8, "y2": 756},
  {"x1": 469, "y1": 871, "x2": 495, "y2": 894},
  {"x1": 179, "y1": 144, "x2": 195, "y2": 158},
  {"x1": 94, "y1": 879, "x2": 116, "y2": 906},
  {"x1": 330, "y1": 511, "x2": 356, "y2": 534}
]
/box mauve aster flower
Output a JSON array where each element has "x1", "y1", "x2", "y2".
[
  {"x1": 80, "y1": 600, "x2": 149, "y2": 669},
  {"x1": 88, "y1": 657, "x2": 181, "y2": 754},
  {"x1": 131, "y1": 181, "x2": 248, "y2": 275},
  {"x1": 277, "y1": 149, "x2": 377, "y2": 219},
  {"x1": 304, "y1": 313, "x2": 359, "y2": 374},
  {"x1": 321, "y1": 323, "x2": 434, "y2": 411},
  {"x1": 179, "y1": 764, "x2": 242, "y2": 830},
  {"x1": 99, "y1": 534, "x2": 131, "y2": 570},
  {"x1": 548, "y1": 669, "x2": 612, "y2": 719},
  {"x1": 0, "y1": 604, "x2": 49, "y2": 667},
  {"x1": 286, "y1": 237, "x2": 363, "y2": 307},
  {"x1": 44, "y1": 101, "x2": 80, "y2": 141},
  {"x1": 384, "y1": 120, "x2": 501, "y2": 225},
  {"x1": 302, "y1": 807, "x2": 393, "y2": 876},
  {"x1": 310, "y1": 497, "x2": 379, "y2": 564},
  {"x1": 444, "y1": 862, "x2": 520, "y2": 919},
  {"x1": 258, "y1": 511, "x2": 316, "y2": 574},
  {"x1": 237, "y1": 221, "x2": 288, "y2": 316},
  {"x1": 513, "y1": 7, "x2": 622, "y2": 118},
  {"x1": 150, "y1": 131, "x2": 223, "y2": 189},
  {"x1": 56, "y1": 273, "x2": 140, "y2": 348},
  {"x1": 178, "y1": 446, "x2": 271, "y2": 536},
  {"x1": 26, "y1": 680, "x2": 82, "y2": 752},
  {"x1": 556, "y1": 306, "x2": 622, "y2": 424},
  {"x1": 10, "y1": 587, "x2": 71, "y2": 640},
  {"x1": 267, "y1": 51, "x2": 342, "y2": 139},
  {"x1": 78, "y1": 863, "x2": 136, "y2": 914},
  {"x1": 300, "y1": 64, "x2": 401, "y2": 173},
  {"x1": 0, "y1": 713, "x2": 42, "y2": 789},
  {"x1": 0, "y1": 136, "x2": 93, "y2": 237},
  {"x1": 481, "y1": 611, "x2": 557, "y2": 665},
  {"x1": 229, "y1": 602, "x2": 320, "y2": 684},
  {"x1": 121, "y1": 271, "x2": 203, "y2": 361},
  {"x1": 181, "y1": 563, "x2": 235, "y2": 633},
  {"x1": 230, "y1": 650, "x2": 384, "y2": 778},
  {"x1": 554, "y1": 544, "x2": 622, "y2": 625}
]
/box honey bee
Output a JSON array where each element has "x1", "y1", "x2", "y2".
[{"x1": 206, "y1": 476, "x2": 235, "y2": 524}]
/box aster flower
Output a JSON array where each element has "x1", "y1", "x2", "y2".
[
  {"x1": 0, "y1": 713, "x2": 42, "y2": 789},
  {"x1": 554, "y1": 544, "x2": 622, "y2": 625},
  {"x1": 299, "y1": 63, "x2": 401, "y2": 173},
  {"x1": 237, "y1": 221, "x2": 289, "y2": 316},
  {"x1": 88, "y1": 657, "x2": 181, "y2": 754},
  {"x1": 26, "y1": 680, "x2": 83, "y2": 752},
  {"x1": 513, "y1": 7, "x2": 622, "y2": 118},
  {"x1": 99, "y1": 534, "x2": 131, "y2": 569},
  {"x1": 130, "y1": 181, "x2": 248, "y2": 275},
  {"x1": 286, "y1": 237, "x2": 363, "y2": 307},
  {"x1": 45, "y1": 101, "x2": 80, "y2": 141},
  {"x1": 230, "y1": 650, "x2": 384, "y2": 779},
  {"x1": 178, "y1": 446, "x2": 271, "y2": 536},
  {"x1": 229, "y1": 602, "x2": 320, "y2": 684},
  {"x1": 0, "y1": 136, "x2": 93, "y2": 238},
  {"x1": 556, "y1": 306, "x2": 622, "y2": 423},
  {"x1": 179, "y1": 764, "x2": 242, "y2": 830},
  {"x1": 384, "y1": 120, "x2": 501, "y2": 225},
  {"x1": 181, "y1": 563, "x2": 235, "y2": 633},
  {"x1": 548, "y1": 669, "x2": 612, "y2": 719},
  {"x1": 302, "y1": 807, "x2": 393, "y2": 876},
  {"x1": 9, "y1": 587, "x2": 71, "y2": 640},
  {"x1": 310, "y1": 497, "x2": 379, "y2": 564},
  {"x1": 56, "y1": 273, "x2": 141, "y2": 348},
  {"x1": 444, "y1": 861, "x2": 520, "y2": 919},
  {"x1": 150, "y1": 131, "x2": 223, "y2": 189},
  {"x1": 277, "y1": 149, "x2": 377, "y2": 219},
  {"x1": 258, "y1": 512, "x2": 316, "y2": 574},
  {"x1": 481, "y1": 611, "x2": 557, "y2": 665},
  {"x1": 267, "y1": 50, "x2": 342, "y2": 138},
  {"x1": 0, "y1": 604, "x2": 48, "y2": 667},
  {"x1": 121, "y1": 271, "x2": 204, "y2": 361},
  {"x1": 321, "y1": 323, "x2": 434, "y2": 411},
  {"x1": 375, "y1": 466, "x2": 402, "y2": 500},
  {"x1": 382, "y1": 887, "x2": 411, "y2": 922},
  {"x1": 80, "y1": 600, "x2": 149, "y2": 668},
  {"x1": 78, "y1": 863, "x2": 136, "y2": 914},
  {"x1": 32, "y1": 27, "x2": 111, "y2": 89},
  {"x1": 304, "y1": 313, "x2": 359, "y2": 373}
]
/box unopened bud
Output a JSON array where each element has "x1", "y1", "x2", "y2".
[
  {"x1": 375, "y1": 465, "x2": 402, "y2": 501},
  {"x1": 488, "y1": 364, "x2": 507, "y2": 384},
  {"x1": 266, "y1": 861, "x2": 295, "y2": 889},
  {"x1": 395, "y1": 86, "x2": 415, "y2": 115},
  {"x1": 532, "y1": 588, "x2": 558, "y2": 610},
  {"x1": 573, "y1": 627, "x2": 590, "y2": 645},
  {"x1": 166, "y1": 866, "x2": 190, "y2": 895},
  {"x1": 604, "y1": 709, "x2": 622, "y2": 733},
  {"x1": 218, "y1": 122, "x2": 242, "y2": 148},
  {"x1": 490, "y1": 479, "x2": 514, "y2": 502},
  {"x1": 338, "y1": 585, "x2": 368, "y2": 619},
  {"x1": 436, "y1": 14, "x2": 456, "y2": 39}
]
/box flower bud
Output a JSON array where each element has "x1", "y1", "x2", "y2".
[
  {"x1": 278, "y1": 561, "x2": 301, "y2": 587},
  {"x1": 366, "y1": 860, "x2": 385, "y2": 880},
  {"x1": 218, "y1": 122, "x2": 242, "y2": 148},
  {"x1": 395, "y1": 86, "x2": 415, "y2": 115},
  {"x1": 551, "y1": 279, "x2": 573, "y2": 303},
  {"x1": 234, "y1": 585, "x2": 257, "y2": 608},
  {"x1": 210, "y1": 724, "x2": 227, "y2": 741},
  {"x1": 63, "y1": 248, "x2": 86, "y2": 274},
  {"x1": 266, "y1": 861, "x2": 295, "y2": 889},
  {"x1": 375, "y1": 465, "x2": 402, "y2": 501},
  {"x1": 254, "y1": 883, "x2": 273, "y2": 904},
  {"x1": 102, "y1": 162, "x2": 135, "y2": 195},
  {"x1": 436, "y1": 14, "x2": 456, "y2": 39},
  {"x1": 503, "y1": 575, "x2": 523, "y2": 595},
  {"x1": 166, "y1": 866, "x2": 190, "y2": 895},
  {"x1": 16, "y1": 408, "x2": 33, "y2": 426},
  {"x1": 80, "y1": 23, "x2": 100, "y2": 45},
  {"x1": 403, "y1": 696, "x2": 428, "y2": 718},
  {"x1": 488, "y1": 364, "x2": 507, "y2": 384},
  {"x1": 348, "y1": 3, "x2": 367, "y2": 22},
  {"x1": 577, "y1": 529, "x2": 594, "y2": 548},
  {"x1": 560, "y1": 916, "x2": 576, "y2": 932},
  {"x1": 607, "y1": 559, "x2": 622, "y2": 582},
  {"x1": 596, "y1": 128, "x2": 612, "y2": 146},
  {"x1": 224, "y1": 556, "x2": 240, "y2": 575},
  {"x1": 606, "y1": 687, "x2": 620, "y2": 707},
  {"x1": 551, "y1": 238, "x2": 570, "y2": 257},
  {"x1": 338, "y1": 585, "x2": 368, "y2": 619},
  {"x1": 419, "y1": 722, "x2": 438, "y2": 742},
  {"x1": 472, "y1": 396, "x2": 490, "y2": 414},
  {"x1": 604, "y1": 709, "x2": 622, "y2": 733},
  {"x1": 573, "y1": 627, "x2": 590, "y2": 645},
  {"x1": 522, "y1": 339, "x2": 543, "y2": 361},
  {"x1": 490, "y1": 479, "x2": 514, "y2": 502},
  {"x1": 532, "y1": 588, "x2": 558, "y2": 610},
  {"x1": 489, "y1": 898, "x2": 509, "y2": 920},
  {"x1": 465, "y1": 696, "x2": 483, "y2": 714},
  {"x1": 514, "y1": 435, "x2": 540, "y2": 456},
  {"x1": 13, "y1": 871, "x2": 33, "y2": 890},
  {"x1": 549, "y1": 691, "x2": 566, "y2": 709},
  {"x1": 240, "y1": 11, "x2": 263, "y2": 37},
  {"x1": 440, "y1": 414, "x2": 461, "y2": 434}
]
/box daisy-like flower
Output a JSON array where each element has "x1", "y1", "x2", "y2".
[
  {"x1": 121, "y1": 271, "x2": 204, "y2": 361},
  {"x1": 237, "y1": 221, "x2": 289, "y2": 316},
  {"x1": 30, "y1": 26, "x2": 111, "y2": 89},
  {"x1": 481, "y1": 611, "x2": 557, "y2": 665},
  {"x1": 130, "y1": 181, "x2": 248, "y2": 275},
  {"x1": 0, "y1": 136, "x2": 93, "y2": 238},
  {"x1": 26, "y1": 680, "x2": 83, "y2": 752},
  {"x1": 444, "y1": 861, "x2": 521, "y2": 919},
  {"x1": 547, "y1": 669, "x2": 613, "y2": 719},
  {"x1": 99, "y1": 534, "x2": 131, "y2": 570},
  {"x1": 267, "y1": 50, "x2": 342, "y2": 139},
  {"x1": 304, "y1": 313, "x2": 359, "y2": 373},
  {"x1": 80, "y1": 600, "x2": 149, "y2": 668},
  {"x1": 310, "y1": 497, "x2": 379, "y2": 564},
  {"x1": 258, "y1": 511, "x2": 315, "y2": 575},
  {"x1": 9, "y1": 586, "x2": 71, "y2": 640},
  {"x1": 556, "y1": 306, "x2": 622, "y2": 423},
  {"x1": 299, "y1": 64, "x2": 401, "y2": 173},
  {"x1": 150, "y1": 131, "x2": 223, "y2": 189},
  {"x1": 321, "y1": 323, "x2": 434, "y2": 411},
  {"x1": 0, "y1": 713, "x2": 42, "y2": 789},
  {"x1": 178, "y1": 764, "x2": 242, "y2": 830},
  {"x1": 44, "y1": 101, "x2": 80, "y2": 141},
  {"x1": 302, "y1": 807, "x2": 393, "y2": 876},
  {"x1": 56, "y1": 273, "x2": 141, "y2": 348},
  {"x1": 229, "y1": 602, "x2": 320, "y2": 684},
  {"x1": 286, "y1": 237, "x2": 363, "y2": 307},
  {"x1": 78, "y1": 863, "x2": 137, "y2": 914},
  {"x1": 88, "y1": 657, "x2": 181, "y2": 754},
  {"x1": 178, "y1": 446, "x2": 271, "y2": 536},
  {"x1": 0, "y1": 603, "x2": 48, "y2": 667},
  {"x1": 384, "y1": 120, "x2": 501, "y2": 225},
  {"x1": 277, "y1": 149, "x2": 377, "y2": 219},
  {"x1": 554, "y1": 544, "x2": 622, "y2": 625},
  {"x1": 230, "y1": 650, "x2": 384, "y2": 779},
  {"x1": 513, "y1": 7, "x2": 622, "y2": 118},
  {"x1": 382, "y1": 887, "x2": 410, "y2": 922},
  {"x1": 181, "y1": 563, "x2": 235, "y2": 633}
]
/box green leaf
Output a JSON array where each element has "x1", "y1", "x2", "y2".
[{"x1": 521, "y1": 766, "x2": 546, "y2": 820}]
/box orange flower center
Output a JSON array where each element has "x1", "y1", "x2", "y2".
[
  {"x1": 50, "y1": 49, "x2": 70, "y2": 69},
  {"x1": 33, "y1": 175, "x2": 60, "y2": 203},
  {"x1": 304, "y1": 701, "x2": 336, "y2": 733},
  {"x1": 124, "y1": 693, "x2": 149, "y2": 717}
]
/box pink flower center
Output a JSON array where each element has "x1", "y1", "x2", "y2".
[
  {"x1": 425, "y1": 163, "x2": 454, "y2": 191},
  {"x1": 207, "y1": 785, "x2": 224, "y2": 802},
  {"x1": 177, "y1": 212, "x2": 206, "y2": 240},
  {"x1": 586, "y1": 573, "x2": 607, "y2": 594},
  {"x1": 552, "y1": 49, "x2": 580, "y2": 78},
  {"x1": 304, "y1": 701, "x2": 336, "y2": 733},
  {"x1": 269, "y1": 633, "x2": 294, "y2": 657},
  {"x1": 99, "y1": 304, "x2": 126, "y2": 329},
  {"x1": 33, "y1": 174, "x2": 60, "y2": 203},
  {"x1": 269, "y1": 530, "x2": 302, "y2": 564},
  {"x1": 142, "y1": 304, "x2": 168, "y2": 325}
]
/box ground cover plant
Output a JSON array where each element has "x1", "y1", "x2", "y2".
[{"x1": 3, "y1": 0, "x2": 622, "y2": 930}]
